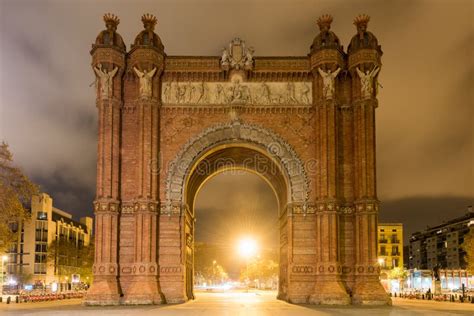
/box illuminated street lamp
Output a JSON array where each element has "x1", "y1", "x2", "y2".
[
  {"x1": 1, "y1": 255, "x2": 8, "y2": 295},
  {"x1": 378, "y1": 257, "x2": 386, "y2": 268},
  {"x1": 237, "y1": 237, "x2": 259, "y2": 292},
  {"x1": 237, "y1": 237, "x2": 258, "y2": 259}
]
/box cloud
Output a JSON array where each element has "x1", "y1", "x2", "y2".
[{"x1": 0, "y1": 0, "x2": 472, "y2": 228}]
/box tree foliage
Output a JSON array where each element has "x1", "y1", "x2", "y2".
[
  {"x1": 47, "y1": 237, "x2": 95, "y2": 282},
  {"x1": 0, "y1": 142, "x2": 37, "y2": 253},
  {"x1": 240, "y1": 258, "x2": 278, "y2": 281},
  {"x1": 194, "y1": 242, "x2": 229, "y2": 285},
  {"x1": 462, "y1": 227, "x2": 474, "y2": 274},
  {"x1": 387, "y1": 267, "x2": 408, "y2": 280}
]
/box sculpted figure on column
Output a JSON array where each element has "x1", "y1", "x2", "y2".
[
  {"x1": 134, "y1": 67, "x2": 157, "y2": 99},
  {"x1": 318, "y1": 67, "x2": 341, "y2": 100},
  {"x1": 356, "y1": 66, "x2": 380, "y2": 99},
  {"x1": 94, "y1": 64, "x2": 118, "y2": 99}
]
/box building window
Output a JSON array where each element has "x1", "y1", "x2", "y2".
[
  {"x1": 37, "y1": 212, "x2": 47, "y2": 220},
  {"x1": 34, "y1": 263, "x2": 46, "y2": 275},
  {"x1": 392, "y1": 246, "x2": 400, "y2": 256},
  {"x1": 35, "y1": 243, "x2": 47, "y2": 253}
]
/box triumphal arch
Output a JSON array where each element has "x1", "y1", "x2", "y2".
[{"x1": 84, "y1": 12, "x2": 390, "y2": 306}]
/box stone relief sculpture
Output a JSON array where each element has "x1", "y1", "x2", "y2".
[
  {"x1": 356, "y1": 66, "x2": 379, "y2": 99},
  {"x1": 163, "y1": 82, "x2": 172, "y2": 103},
  {"x1": 318, "y1": 67, "x2": 341, "y2": 100},
  {"x1": 133, "y1": 66, "x2": 157, "y2": 99},
  {"x1": 94, "y1": 63, "x2": 118, "y2": 99},
  {"x1": 220, "y1": 48, "x2": 230, "y2": 67},
  {"x1": 286, "y1": 82, "x2": 298, "y2": 104},
  {"x1": 220, "y1": 38, "x2": 254, "y2": 70},
  {"x1": 300, "y1": 83, "x2": 311, "y2": 104},
  {"x1": 259, "y1": 83, "x2": 271, "y2": 104},
  {"x1": 161, "y1": 81, "x2": 312, "y2": 106}
]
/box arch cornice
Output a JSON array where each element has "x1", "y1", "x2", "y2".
[{"x1": 165, "y1": 120, "x2": 310, "y2": 206}]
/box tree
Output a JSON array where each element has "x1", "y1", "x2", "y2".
[
  {"x1": 0, "y1": 142, "x2": 37, "y2": 253},
  {"x1": 387, "y1": 267, "x2": 408, "y2": 280},
  {"x1": 240, "y1": 258, "x2": 279, "y2": 289},
  {"x1": 194, "y1": 242, "x2": 229, "y2": 286},
  {"x1": 47, "y1": 237, "x2": 94, "y2": 283},
  {"x1": 462, "y1": 227, "x2": 474, "y2": 274}
]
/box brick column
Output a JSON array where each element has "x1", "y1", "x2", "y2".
[
  {"x1": 348, "y1": 48, "x2": 390, "y2": 305},
  {"x1": 122, "y1": 46, "x2": 165, "y2": 304},
  {"x1": 309, "y1": 49, "x2": 350, "y2": 304},
  {"x1": 85, "y1": 46, "x2": 125, "y2": 305}
]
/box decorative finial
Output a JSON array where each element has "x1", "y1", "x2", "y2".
[
  {"x1": 141, "y1": 13, "x2": 158, "y2": 28},
  {"x1": 317, "y1": 14, "x2": 333, "y2": 29},
  {"x1": 353, "y1": 14, "x2": 370, "y2": 26},
  {"x1": 103, "y1": 13, "x2": 120, "y2": 27}
]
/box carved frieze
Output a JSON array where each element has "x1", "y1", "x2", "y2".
[
  {"x1": 161, "y1": 80, "x2": 312, "y2": 106},
  {"x1": 348, "y1": 48, "x2": 381, "y2": 70}
]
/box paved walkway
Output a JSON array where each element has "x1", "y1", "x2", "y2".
[{"x1": 2, "y1": 291, "x2": 474, "y2": 315}]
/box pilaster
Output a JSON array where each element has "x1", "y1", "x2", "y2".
[
  {"x1": 85, "y1": 45, "x2": 125, "y2": 305},
  {"x1": 122, "y1": 45, "x2": 165, "y2": 304},
  {"x1": 348, "y1": 44, "x2": 390, "y2": 305},
  {"x1": 309, "y1": 48, "x2": 350, "y2": 305}
]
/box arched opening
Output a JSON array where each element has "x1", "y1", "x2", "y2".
[
  {"x1": 193, "y1": 169, "x2": 279, "y2": 296},
  {"x1": 181, "y1": 144, "x2": 291, "y2": 300}
]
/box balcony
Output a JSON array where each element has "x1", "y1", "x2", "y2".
[
  {"x1": 391, "y1": 251, "x2": 401, "y2": 256},
  {"x1": 391, "y1": 239, "x2": 400, "y2": 244},
  {"x1": 379, "y1": 239, "x2": 388, "y2": 244}
]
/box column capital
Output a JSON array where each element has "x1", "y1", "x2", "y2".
[{"x1": 94, "y1": 200, "x2": 120, "y2": 213}]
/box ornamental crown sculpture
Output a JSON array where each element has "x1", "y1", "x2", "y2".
[
  {"x1": 104, "y1": 13, "x2": 120, "y2": 27},
  {"x1": 348, "y1": 13, "x2": 382, "y2": 54},
  {"x1": 133, "y1": 13, "x2": 164, "y2": 51},
  {"x1": 141, "y1": 13, "x2": 158, "y2": 28},
  {"x1": 353, "y1": 13, "x2": 370, "y2": 26},
  {"x1": 311, "y1": 14, "x2": 342, "y2": 52},
  {"x1": 94, "y1": 13, "x2": 125, "y2": 50},
  {"x1": 316, "y1": 14, "x2": 333, "y2": 29}
]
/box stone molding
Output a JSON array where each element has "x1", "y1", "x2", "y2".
[
  {"x1": 165, "y1": 121, "x2": 310, "y2": 204},
  {"x1": 348, "y1": 49, "x2": 381, "y2": 70}
]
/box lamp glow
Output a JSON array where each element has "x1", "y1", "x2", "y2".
[{"x1": 237, "y1": 237, "x2": 258, "y2": 259}]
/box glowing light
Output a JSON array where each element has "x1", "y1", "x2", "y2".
[
  {"x1": 237, "y1": 237, "x2": 259, "y2": 259},
  {"x1": 378, "y1": 258, "x2": 385, "y2": 266},
  {"x1": 1, "y1": 255, "x2": 7, "y2": 262},
  {"x1": 7, "y1": 277, "x2": 17, "y2": 286}
]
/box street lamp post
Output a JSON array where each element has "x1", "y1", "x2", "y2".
[{"x1": 237, "y1": 237, "x2": 258, "y2": 293}]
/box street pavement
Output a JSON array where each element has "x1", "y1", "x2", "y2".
[{"x1": 1, "y1": 290, "x2": 474, "y2": 315}]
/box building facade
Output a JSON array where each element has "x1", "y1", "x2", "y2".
[
  {"x1": 85, "y1": 13, "x2": 389, "y2": 305},
  {"x1": 377, "y1": 223, "x2": 403, "y2": 269},
  {"x1": 6, "y1": 193, "x2": 93, "y2": 287},
  {"x1": 409, "y1": 207, "x2": 474, "y2": 270}
]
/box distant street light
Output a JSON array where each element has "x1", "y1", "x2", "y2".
[{"x1": 378, "y1": 258, "x2": 385, "y2": 268}]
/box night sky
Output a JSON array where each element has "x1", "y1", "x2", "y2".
[{"x1": 0, "y1": 0, "x2": 472, "y2": 244}]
